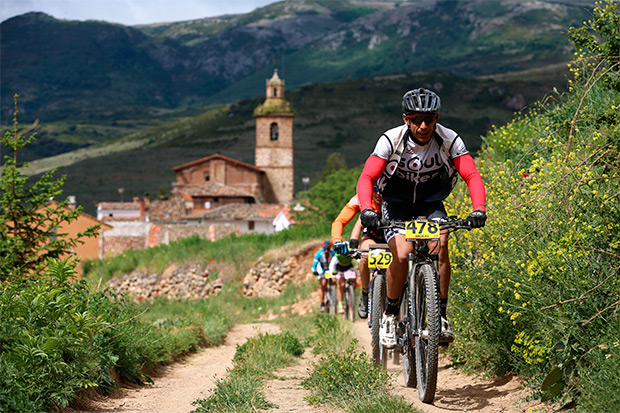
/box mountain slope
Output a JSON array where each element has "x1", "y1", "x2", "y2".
[
  {"x1": 1, "y1": 0, "x2": 591, "y2": 123},
  {"x1": 23, "y1": 66, "x2": 570, "y2": 215}
]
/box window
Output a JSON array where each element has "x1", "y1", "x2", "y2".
[
  {"x1": 248, "y1": 221, "x2": 255, "y2": 230},
  {"x1": 270, "y1": 123, "x2": 279, "y2": 141},
  {"x1": 204, "y1": 172, "x2": 210, "y2": 182},
  {"x1": 273, "y1": 87, "x2": 277, "y2": 97}
]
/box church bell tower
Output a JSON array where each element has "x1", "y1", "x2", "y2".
[{"x1": 254, "y1": 69, "x2": 295, "y2": 204}]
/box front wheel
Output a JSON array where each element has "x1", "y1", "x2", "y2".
[
  {"x1": 346, "y1": 282, "x2": 356, "y2": 322},
  {"x1": 401, "y1": 276, "x2": 416, "y2": 387},
  {"x1": 414, "y1": 263, "x2": 440, "y2": 403},
  {"x1": 370, "y1": 274, "x2": 388, "y2": 368},
  {"x1": 327, "y1": 282, "x2": 337, "y2": 315}
]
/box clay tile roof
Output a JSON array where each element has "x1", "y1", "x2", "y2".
[
  {"x1": 97, "y1": 202, "x2": 141, "y2": 210},
  {"x1": 181, "y1": 182, "x2": 255, "y2": 198},
  {"x1": 202, "y1": 203, "x2": 287, "y2": 220},
  {"x1": 172, "y1": 154, "x2": 264, "y2": 173}
]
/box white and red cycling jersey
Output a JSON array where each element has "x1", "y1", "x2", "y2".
[{"x1": 358, "y1": 123, "x2": 486, "y2": 212}]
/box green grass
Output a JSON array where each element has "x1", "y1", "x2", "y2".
[
  {"x1": 192, "y1": 312, "x2": 417, "y2": 413},
  {"x1": 302, "y1": 314, "x2": 416, "y2": 412}
]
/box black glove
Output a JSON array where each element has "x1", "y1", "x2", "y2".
[
  {"x1": 349, "y1": 238, "x2": 359, "y2": 249},
  {"x1": 360, "y1": 208, "x2": 381, "y2": 230},
  {"x1": 333, "y1": 242, "x2": 349, "y2": 255},
  {"x1": 312, "y1": 271, "x2": 319, "y2": 276},
  {"x1": 467, "y1": 209, "x2": 487, "y2": 228}
]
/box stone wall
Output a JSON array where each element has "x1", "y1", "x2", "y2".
[
  {"x1": 102, "y1": 222, "x2": 242, "y2": 257},
  {"x1": 242, "y1": 243, "x2": 317, "y2": 297},
  {"x1": 106, "y1": 264, "x2": 223, "y2": 300}
]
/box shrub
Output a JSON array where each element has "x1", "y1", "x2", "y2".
[{"x1": 445, "y1": 3, "x2": 620, "y2": 408}]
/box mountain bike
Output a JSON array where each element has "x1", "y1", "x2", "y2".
[
  {"x1": 342, "y1": 267, "x2": 357, "y2": 322},
  {"x1": 324, "y1": 271, "x2": 339, "y2": 315},
  {"x1": 351, "y1": 244, "x2": 392, "y2": 368},
  {"x1": 382, "y1": 217, "x2": 472, "y2": 403}
]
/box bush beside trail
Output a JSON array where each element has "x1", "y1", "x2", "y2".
[{"x1": 445, "y1": 2, "x2": 620, "y2": 409}]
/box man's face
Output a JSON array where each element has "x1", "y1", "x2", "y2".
[
  {"x1": 372, "y1": 191, "x2": 382, "y2": 204},
  {"x1": 403, "y1": 113, "x2": 438, "y2": 144}
]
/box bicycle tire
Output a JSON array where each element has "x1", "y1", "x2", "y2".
[
  {"x1": 328, "y1": 283, "x2": 337, "y2": 315},
  {"x1": 414, "y1": 263, "x2": 440, "y2": 403},
  {"x1": 370, "y1": 274, "x2": 388, "y2": 368},
  {"x1": 347, "y1": 283, "x2": 356, "y2": 322},
  {"x1": 401, "y1": 278, "x2": 416, "y2": 387}
]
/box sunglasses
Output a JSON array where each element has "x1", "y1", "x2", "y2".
[{"x1": 406, "y1": 114, "x2": 437, "y2": 125}]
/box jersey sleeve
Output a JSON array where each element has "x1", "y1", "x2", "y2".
[
  {"x1": 449, "y1": 136, "x2": 469, "y2": 159},
  {"x1": 311, "y1": 250, "x2": 321, "y2": 272},
  {"x1": 371, "y1": 135, "x2": 394, "y2": 160},
  {"x1": 453, "y1": 154, "x2": 486, "y2": 211},
  {"x1": 331, "y1": 196, "x2": 360, "y2": 244},
  {"x1": 357, "y1": 155, "x2": 387, "y2": 211}
]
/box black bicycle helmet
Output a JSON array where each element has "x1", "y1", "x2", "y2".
[
  {"x1": 322, "y1": 240, "x2": 331, "y2": 249},
  {"x1": 402, "y1": 88, "x2": 441, "y2": 114}
]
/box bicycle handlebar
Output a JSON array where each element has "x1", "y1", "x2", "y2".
[{"x1": 377, "y1": 216, "x2": 472, "y2": 232}]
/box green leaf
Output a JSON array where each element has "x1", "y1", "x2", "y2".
[
  {"x1": 541, "y1": 381, "x2": 565, "y2": 402},
  {"x1": 541, "y1": 366, "x2": 563, "y2": 391}
]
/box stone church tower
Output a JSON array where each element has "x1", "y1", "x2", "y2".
[{"x1": 254, "y1": 69, "x2": 295, "y2": 204}]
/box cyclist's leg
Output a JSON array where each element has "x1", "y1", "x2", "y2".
[
  {"x1": 319, "y1": 276, "x2": 327, "y2": 303},
  {"x1": 358, "y1": 237, "x2": 375, "y2": 291},
  {"x1": 383, "y1": 201, "x2": 415, "y2": 314},
  {"x1": 428, "y1": 203, "x2": 454, "y2": 341},
  {"x1": 337, "y1": 272, "x2": 345, "y2": 302},
  {"x1": 437, "y1": 231, "x2": 450, "y2": 300},
  {"x1": 386, "y1": 234, "x2": 413, "y2": 311}
]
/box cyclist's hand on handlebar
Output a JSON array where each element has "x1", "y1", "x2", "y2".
[
  {"x1": 467, "y1": 209, "x2": 487, "y2": 228},
  {"x1": 361, "y1": 209, "x2": 381, "y2": 230},
  {"x1": 348, "y1": 238, "x2": 359, "y2": 249},
  {"x1": 333, "y1": 242, "x2": 349, "y2": 255}
]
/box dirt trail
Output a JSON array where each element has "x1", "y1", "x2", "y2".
[
  {"x1": 69, "y1": 310, "x2": 550, "y2": 413},
  {"x1": 68, "y1": 323, "x2": 280, "y2": 413},
  {"x1": 351, "y1": 319, "x2": 549, "y2": 412}
]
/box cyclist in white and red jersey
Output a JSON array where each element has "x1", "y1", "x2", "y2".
[{"x1": 357, "y1": 88, "x2": 487, "y2": 348}]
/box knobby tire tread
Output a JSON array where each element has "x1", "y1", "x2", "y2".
[
  {"x1": 415, "y1": 263, "x2": 440, "y2": 403},
  {"x1": 347, "y1": 283, "x2": 356, "y2": 322},
  {"x1": 402, "y1": 266, "x2": 417, "y2": 388},
  {"x1": 370, "y1": 274, "x2": 386, "y2": 367}
]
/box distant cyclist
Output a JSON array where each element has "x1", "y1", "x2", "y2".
[
  {"x1": 327, "y1": 252, "x2": 356, "y2": 314},
  {"x1": 311, "y1": 240, "x2": 334, "y2": 312},
  {"x1": 357, "y1": 88, "x2": 487, "y2": 348},
  {"x1": 331, "y1": 188, "x2": 384, "y2": 318}
]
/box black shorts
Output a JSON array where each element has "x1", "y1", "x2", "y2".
[{"x1": 381, "y1": 200, "x2": 447, "y2": 242}]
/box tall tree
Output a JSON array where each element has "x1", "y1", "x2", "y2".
[{"x1": 0, "y1": 95, "x2": 98, "y2": 279}]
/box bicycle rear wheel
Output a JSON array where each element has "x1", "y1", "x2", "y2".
[
  {"x1": 328, "y1": 283, "x2": 337, "y2": 315},
  {"x1": 370, "y1": 274, "x2": 388, "y2": 368},
  {"x1": 401, "y1": 275, "x2": 416, "y2": 388},
  {"x1": 414, "y1": 263, "x2": 440, "y2": 403},
  {"x1": 347, "y1": 282, "x2": 356, "y2": 322}
]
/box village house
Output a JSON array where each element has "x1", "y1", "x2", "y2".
[
  {"x1": 49, "y1": 196, "x2": 112, "y2": 276},
  {"x1": 96, "y1": 69, "x2": 295, "y2": 256}
]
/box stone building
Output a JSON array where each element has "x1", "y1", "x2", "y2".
[
  {"x1": 172, "y1": 154, "x2": 263, "y2": 210},
  {"x1": 96, "y1": 69, "x2": 295, "y2": 256},
  {"x1": 254, "y1": 69, "x2": 295, "y2": 204}
]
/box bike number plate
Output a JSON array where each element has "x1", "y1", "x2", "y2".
[
  {"x1": 368, "y1": 249, "x2": 392, "y2": 269},
  {"x1": 405, "y1": 220, "x2": 440, "y2": 240}
]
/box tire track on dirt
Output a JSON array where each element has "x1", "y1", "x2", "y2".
[
  {"x1": 352, "y1": 318, "x2": 551, "y2": 412},
  {"x1": 67, "y1": 323, "x2": 280, "y2": 413}
]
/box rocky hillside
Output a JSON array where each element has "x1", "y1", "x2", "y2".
[{"x1": 1, "y1": 0, "x2": 592, "y2": 122}]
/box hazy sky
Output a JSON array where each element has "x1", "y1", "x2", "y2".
[{"x1": 1, "y1": 0, "x2": 277, "y2": 26}]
